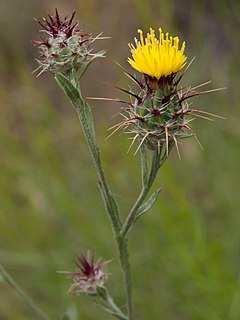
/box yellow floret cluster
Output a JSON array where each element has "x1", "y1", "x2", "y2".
[{"x1": 128, "y1": 28, "x2": 187, "y2": 79}]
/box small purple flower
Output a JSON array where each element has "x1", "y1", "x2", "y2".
[{"x1": 60, "y1": 253, "x2": 108, "y2": 295}]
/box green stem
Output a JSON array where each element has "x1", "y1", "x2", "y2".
[
  {"x1": 121, "y1": 150, "x2": 161, "y2": 239},
  {"x1": 118, "y1": 146, "x2": 174, "y2": 320},
  {"x1": 73, "y1": 96, "x2": 132, "y2": 318},
  {"x1": 55, "y1": 73, "x2": 130, "y2": 318},
  {"x1": 106, "y1": 293, "x2": 129, "y2": 320},
  {"x1": 118, "y1": 238, "x2": 133, "y2": 320},
  {"x1": 73, "y1": 97, "x2": 132, "y2": 318},
  {"x1": 117, "y1": 150, "x2": 161, "y2": 320},
  {"x1": 98, "y1": 287, "x2": 128, "y2": 320},
  {"x1": 122, "y1": 187, "x2": 149, "y2": 238},
  {"x1": 74, "y1": 100, "x2": 122, "y2": 234},
  {"x1": 121, "y1": 143, "x2": 174, "y2": 239},
  {"x1": 0, "y1": 264, "x2": 51, "y2": 320},
  {"x1": 55, "y1": 73, "x2": 122, "y2": 236},
  {"x1": 76, "y1": 104, "x2": 122, "y2": 235}
]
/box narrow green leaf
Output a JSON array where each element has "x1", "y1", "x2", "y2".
[
  {"x1": 55, "y1": 73, "x2": 82, "y2": 108},
  {"x1": 135, "y1": 188, "x2": 162, "y2": 219},
  {"x1": 98, "y1": 181, "x2": 121, "y2": 230},
  {"x1": 55, "y1": 73, "x2": 98, "y2": 159},
  {"x1": 96, "y1": 287, "x2": 128, "y2": 320},
  {"x1": 56, "y1": 72, "x2": 121, "y2": 231},
  {"x1": 95, "y1": 303, "x2": 127, "y2": 320},
  {"x1": 71, "y1": 69, "x2": 80, "y2": 90},
  {"x1": 55, "y1": 73, "x2": 94, "y2": 134},
  {"x1": 96, "y1": 286, "x2": 108, "y2": 300},
  {"x1": 83, "y1": 100, "x2": 97, "y2": 143}
]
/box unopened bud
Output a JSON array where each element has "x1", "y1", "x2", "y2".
[
  {"x1": 33, "y1": 9, "x2": 102, "y2": 76},
  {"x1": 59, "y1": 253, "x2": 108, "y2": 295}
]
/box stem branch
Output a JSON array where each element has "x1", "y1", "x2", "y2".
[
  {"x1": 121, "y1": 149, "x2": 162, "y2": 239},
  {"x1": 118, "y1": 145, "x2": 173, "y2": 320},
  {"x1": 55, "y1": 73, "x2": 122, "y2": 236}
]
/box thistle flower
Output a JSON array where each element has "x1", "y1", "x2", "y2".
[
  {"x1": 33, "y1": 9, "x2": 104, "y2": 76},
  {"x1": 107, "y1": 28, "x2": 221, "y2": 156},
  {"x1": 128, "y1": 28, "x2": 187, "y2": 80},
  {"x1": 60, "y1": 253, "x2": 108, "y2": 295}
]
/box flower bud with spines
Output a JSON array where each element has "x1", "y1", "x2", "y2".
[
  {"x1": 126, "y1": 79, "x2": 187, "y2": 153},
  {"x1": 59, "y1": 253, "x2": 108, "y2": 296},
  {"x1": 33, "y1": 9, "x2": 105, "y2": 77}
]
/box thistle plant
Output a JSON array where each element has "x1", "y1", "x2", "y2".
[{"x1": 0, "y1": 9, "x2": 223, "y2": 320}]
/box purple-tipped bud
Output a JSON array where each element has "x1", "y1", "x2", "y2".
[
  {"x1": 60, "y1": 253, "x2": 108, "y2": 295},
  {"x1": 33, "y1": 9, "x2": 100, "y2": 76}
]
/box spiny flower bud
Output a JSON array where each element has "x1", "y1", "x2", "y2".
[
  {"x1": 59, "y1": 253, "x2": 108, "y2": 295},
  {"x1": 33, "y1": 9, "x2": 102, "y2": 76}
]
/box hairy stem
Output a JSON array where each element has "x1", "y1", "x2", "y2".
[
  {"x1": 121, "y1": 150, "x2": 161, "y2": 239},
  {"x1": 55, "y1": 73, "x2": 133, "y2": 318},
  {"x1": 118, "y1": 237, "x2": 133, "y2": 320},
  {"x1": 55, "y1": 73, "x2": 122, "y2": 235},
  {"x1": 118, "y1": 146, "x2": 174, "y2": 320},
  {"x1": 121, "y1": 143, "x2": 174, "y2": 239},
  {"x1": 97, "y1": 286, "x2": 128, "y2": 320},
  {"x1": 118, "y1": 151, "x2": 160, "y2": 320}
]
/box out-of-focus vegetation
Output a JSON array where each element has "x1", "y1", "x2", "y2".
[{"x1": 0, "y1": 0, "x2": 239, "y2": 319}]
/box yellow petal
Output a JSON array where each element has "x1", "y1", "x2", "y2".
[{"x1": 128, "y1": 28, "x2": 187, "y2": 79}]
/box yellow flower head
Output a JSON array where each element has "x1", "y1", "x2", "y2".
[{"x1": 128, "y1": 28, "x2": 187, "y2": 79}]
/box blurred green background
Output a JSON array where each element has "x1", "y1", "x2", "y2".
[{"x1": 0, "y1": 0, "x2": 239, "y2": 319}]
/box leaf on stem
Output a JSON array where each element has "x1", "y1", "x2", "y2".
[
  {"x1": 98, "y1": 181, "x2": 122, "y2": 229},
  {"x1": 55, "y1": 73, "x2": 98, "y2": 151},
  {"x1": 55, "y1": 73, "x2": 81, "y2": 108},
  {"x1": 135, "y1": 188, "x2": 162, "y2": 220},
  {"x1": 96, "y1": 287, "x2": 128, "y2": 320}
]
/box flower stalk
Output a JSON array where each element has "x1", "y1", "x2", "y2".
[
  {"x1": 55, "y1": 71, "x2": 134, "y2": 320},
  {"x1": 55, "y1": 73, "x2": 122, "y2": 235},
  {"x1": 97, "y1": 286, "x2": 129, "y2": 320},
  {"x1": 121, "y1": 144, "x2": 173, "y2": 240}
]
